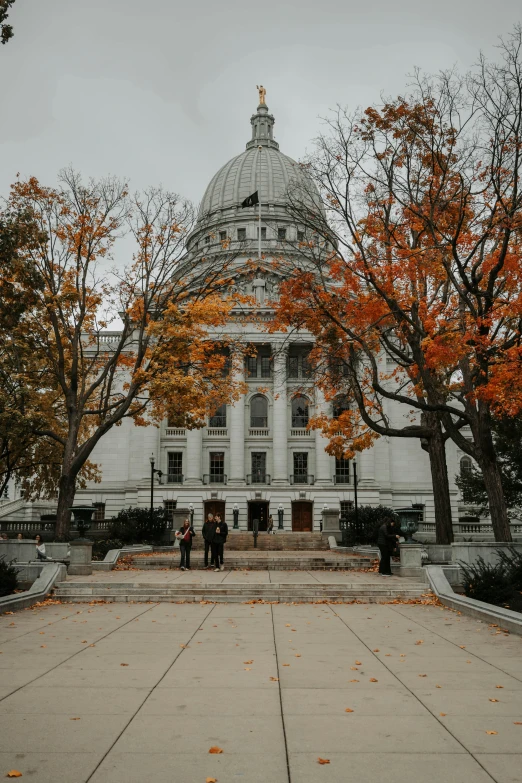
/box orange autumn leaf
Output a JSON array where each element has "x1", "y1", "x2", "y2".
[
  {"x1": 486, "y1": 731, "x2": 498, "y2": 735},
  {"x1": 355, "y1": 660, "x2": 362, "y2": 665},
  {"x1": 120, "y1": 663, "x2": 129, "y2": 667},
  {"x1": 496, "y1": 685, "x2": 504, "y2": 689},
  {"x1": 439, "y1": 713, "x2": 447, "y2": 717},
  {"x1": 369, "y1": 678, "x2": 378, "y2": 682},
  {"x1": 349, "y1": 679, "x2": 359, "y2": 683},
  {"x1": 6, "y1": 773, "x2": 23, "y2": 778},
  {"x1": 208, "y1": 746, "x2": 223, "y2": 754},
  {"x1": 373, "y1": 649, "x2": 380, "y2": 652},
  {"x1": 345, "y1": 708, "x2": 354, "y2": 713},
  {"x1": 269, "y1": 677, "x2": 279, "y2": 682},
  {"x1": 489, "y1": 699, "x2": 499, "y2": 702},
  {"x1": 317, "y1": 758, "x2": 330, "y2": 765},
  {"x1": 206, "y1": 778, "x2": 218, "y2": 783},
  {"x1": 514, "y1": 722, "x2": 522, "y2": 725}
]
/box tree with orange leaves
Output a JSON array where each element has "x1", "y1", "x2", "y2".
[
  {"x1": 4, "y1": 169, "x2": 240, "y2": 538},
  {"x1": 275, "y1": 26, "x2": 522, "y2": 542}
]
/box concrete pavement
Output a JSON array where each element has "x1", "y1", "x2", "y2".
[{"x1": 0, "y1": 599, "x2": 521, "y2": 782}]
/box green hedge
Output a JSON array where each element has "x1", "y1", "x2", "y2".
[
  {"x1": 460, "y1": 548, "x2": 522, "y2": 608},
  {"x1": 341, "y1": 505, "x2": 399, "y2": 546},
  {"x1": 0, "y1": 556, "x2": 18, "y2": 597},
  {"x1": 108, "y1": 507, "x2": 169, "y2": 545}
]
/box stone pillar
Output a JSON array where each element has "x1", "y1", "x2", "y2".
[
  {"x1": 68, "y1": 540, "x2": 93, "y2": 576},
  {"x1": 185, "y1": 428, "x2": 203, "y2": 484},
  {"x1": 315, "y1": 388, "x2": 332, "y2": 484},
  {"x1": 358, "y1": 444, "x2": 376, "y2": 486},
  {"x1": 229, "y1": 351, "x2": 245, "y2": 484},
  {"x1": 399, "y1": 543, "x2": 423, "y2": 578},
  {"x1": 272, "y1": 345, "x2": 288, "y2": 485}
]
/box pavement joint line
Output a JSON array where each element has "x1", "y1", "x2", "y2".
[
  {"x1": 84, "y1": 602, "x2": 217, "y2": 783},
  {"x1": 270, "y1": 604, "x2": 292, "y2": 783},
  {"x1": 326, "y1": 604, "x2": 501, "y2": 783},
  {"x1": 0, "y1": 601, "x2": 161, "y2": 705},
  {"x1": 307, "y1": 570, "x2": 322, "y2": 583},
  {"x1": 388, "y1": 604, "x2": 522, "y2": 685}
]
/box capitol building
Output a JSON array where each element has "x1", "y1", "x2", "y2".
[{"x1": 12, "y1": 96, "x2": 465, "y2": 533}]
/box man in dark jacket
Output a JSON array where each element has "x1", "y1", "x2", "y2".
[
  {"x1": 212, "y1": 513, "x2": 228, "y2": 572},
  {"x1": 377, "y1": 518, "x2": 398, "y2": 576},
  {"x1": 202, "y1": 513, "x2": 216, "y2": 568}
]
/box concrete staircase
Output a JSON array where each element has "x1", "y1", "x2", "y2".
[
  {"x1": 54, "y1": 579, "x2": 428, "y2": 604},
  {"x1": 132, "y1": 551, "x2": 372, "y2": 571},
  {"x1": 190, "y1": 532, "x2": 329, "y2": 551}
]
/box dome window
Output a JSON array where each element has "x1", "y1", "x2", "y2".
[
  {"x1": 237, "y1": 228, "x2": 246, "y2": 241},
  {"x1": 297, "y1": 230, "x2": 305, "y2": 242},
  {"x1": 219, "y1": 231, "x2": 227, "y2": 242},
  {"x1": 256, "y1": 227, "x2": 267, "y2": 240},
  {"x1": 278, "y1": 228, "x2": 286, "y2": 241},
  {"x1": 205, "y1": 235, "x2": 211, "y2": 245}
]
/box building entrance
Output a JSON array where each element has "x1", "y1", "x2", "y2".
[
  {"x1": 203, "y1": 500, "x2": 226, "y2": 525},
  {"x1": 248, "y1": 501, "x2": 269, "y2": 531},
  {"x1": 292, "y1": 501, "x2": 313, "y2": 531}
]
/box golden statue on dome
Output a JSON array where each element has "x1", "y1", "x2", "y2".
[{"x1": 256, "y1": 85, "x2": 266, "y2": 105}]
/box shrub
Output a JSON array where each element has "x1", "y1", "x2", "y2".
[
  {"x1": 495, "y1": 546, "x2": 522, "y2": 591},
  {"x1": 459, "y1": 556, "x2": 514, "y2": 607},
  {"x1": 341, "y1": 505, "x2": 399, "y2": 547},
  {"x1": 91, "y1": 539, "x2": 124, "y2": 561},
  {"x1": 0, "y1": 556, "x2": 19, "y2": 597},
  {"x1": 108, "y1": 507, "x2": 169, "y2": 545}
]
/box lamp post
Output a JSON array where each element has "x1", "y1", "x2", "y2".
[
  {"x1": 321, "y1": 503, "x2": 328, "y2": 533},
  {"x1": 277, "y1": 503, "x2": 284, "y2": 530},
  {"x1": 149, "y1": 454, "x2": 163, "y2": 525},
  {"x1": 233, "y1": 503, "x2": 239, "y2": 529},
  {"x1": 188, "y1": 503, "x2": 194, "y2": 527}
]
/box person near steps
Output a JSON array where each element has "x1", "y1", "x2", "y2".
[
  {"x1": 377, "y1": 518, "x2": 399, "y2": 576},
  {"x1": 175, "y1": 518, "x2": 195, "y2": 571},
  {"x1": 202, "y1": 513, "x2": 217, "y2": 568},
  {"x1": 212, "y1": 513, "x2": 228, "y2": 572}
]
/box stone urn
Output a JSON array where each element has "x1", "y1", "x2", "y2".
[
  {"x1": 69, "y1": 506, "x2": 95, "y2": 540},
  {"x1": 396, "y1": 507, "x2": 421, "y2": 543},
  {"x1": 68, "y1": 506, "x2": 95, "y2": 575}
]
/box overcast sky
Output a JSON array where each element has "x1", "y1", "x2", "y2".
[{"x1": 2, "y1": 0, "x2": 522, "y2": 208}]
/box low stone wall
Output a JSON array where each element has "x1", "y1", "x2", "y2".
[
  {"x1": 92, "y1": 544, "x2": 153, "y2": 571},
  {"x1": 0, "y1": 563, "x2": 67, "y2": 614},
  {"x1": 0, "y1": 540, "x2": 69, "y2": 562},
  {"x1": 451, "y1": 541, "x2": 522, "y2": 566}
]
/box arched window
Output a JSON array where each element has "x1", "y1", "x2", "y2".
[
  {"x1": 291, "y1": 395, "x2": 309, "y2": 428},
  {"x1": 250, "y1": 395, "x2": 268, "y2": 428},
  {"x1": 209, "y1": 404, "x2": 227, "y2": 428},
  {"x1": 460, "y1": 456, "x2": 473, "y2": 477},
  {"x1": 333, "y1": 395, "x2": 350, "y2": 419}
]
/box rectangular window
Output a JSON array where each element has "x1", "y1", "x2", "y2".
[
  {"x1": 247, "y1": 356, "x2": 258, "y2": 378},
  {"x1": 219, "y1": 231, "x2": 227, "y2": 242},
  {"x1": 168, "y1": 452, "x2": 183, "y2": 483},
  {"x1": 278, "y1": 228, "x2": 286, "y2": 241},
  {"x1": 93, "y1": 503, "x2": 105, "y2": 521},
  {"x1": 209, "y1": 404, "x2": 226, "y2": 427},
  {"x1": 297, "y1": 230, "x2": 305, "y2": 242},
  {"x1": 288, "y1": 356, "x2": 299, "y2": 378},
  {"x1": 256, "y1": 227, "x2": 267, "y2": 239},
  {"x1": 293, "y1": 452, "x2": 308, "y2": 483},
  {"x1": 237, "y1": 228, "x2": 246, "y2": 241},
  {"x1": 164, "y1": 500, "x2": 177, "y2": 523},
  {"x1": 301, "y1": 352, "x2": 312, "y2": 378},
  {"x1": 260, "y1": 356, "x2": 271, "y2": 378},
  {"x1": 251, "y1": 452, "x2": 266, "y2": 483},
  {"x1": 210, "y1": 452, "x2": 225, "y2": 482},
  {"x1": 340, "y1": 500, "x2": 353, "y2": 522},
  {"x1": 205, "y1": 235, "x2": 211, "y2": 245},
  {"x1": 335, "y1": 458, "x2": 351, "y2": 483}
]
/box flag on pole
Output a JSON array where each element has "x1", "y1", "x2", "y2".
[{"x1": 241, "y1": 191, "x2": 259, "y2": 208}]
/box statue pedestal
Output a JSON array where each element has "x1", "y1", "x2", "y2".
[
  {"x1": 68, "y1": 539, "x2": 93, "y2": 575},
  {"x1": 399, "y1": 543, "x2": 423, "y2": 579}
]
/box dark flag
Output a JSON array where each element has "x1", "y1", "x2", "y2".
[{"x1": 241, "y1": 191, "x2": 259, "y2": 208}]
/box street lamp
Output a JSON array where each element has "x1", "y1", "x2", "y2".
[
  {"x1": 277, "y1": 503, "x2": 284, "y2": 530},
  {"x1": 188, "y1": 503, "x2": 194, "y2": 526},
  {"x1": 149, "y1": 454, "x2": 163, "y2": 525},
  {"x1": 233, "y1": 503, "x2": 239, "y2": 529}
]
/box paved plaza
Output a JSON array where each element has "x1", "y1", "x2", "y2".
[{"x1": 0, "y1": 597, "x2": 521, "y2": 783}]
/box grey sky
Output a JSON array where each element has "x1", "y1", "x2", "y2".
[{"x1": 2, "y1": 0, "x2": 521, "y2": 208}]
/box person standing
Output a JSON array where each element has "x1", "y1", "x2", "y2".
[
  {"x1": 176, "y1": 518, "x2": 195, "y2": 571},
  {"x1": 202, "y1": 513, "x2": 216, "y2": 568},
  {"x1": 212, "y1": 513, "x2": 228, "y2": 572},
  {"x1": 377, "y1": 518, "x2": 399, "y2": 576}
]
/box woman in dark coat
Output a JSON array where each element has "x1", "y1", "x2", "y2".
[
  {"x1": 175, "y1": 518, "x2": 196, "y2": 571},
  {"x1": 377, "y1": 518, "x2": 399, "y2": 576},
  {"x1": 212, "y1": 513, "x2": 228, "y2": 572}
]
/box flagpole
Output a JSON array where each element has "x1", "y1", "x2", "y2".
[{"x1": 258, "y1": 145, "x2": 262, "y2": 262}]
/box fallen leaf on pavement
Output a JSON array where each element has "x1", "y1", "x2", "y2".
[
  {"x1": 373, "y1": 649, "x2": 380, "y2": 652},
  {"x1": 295, "y1": 654, "x2": 301, "y2": 657},
  {"x1": 489, "y1": 699, "x2": 499, "y2": 703},
  {"x1": 120, "y1": 663, "x2": 129, "y2": 667},
  {"x1": 350, "y1": 666, "x2": 358, "y2": 670},
  {"x1": 243, "y1": 661, "x2": 253, "y2": 664},
  {"x1": 486, "y1": 731, "x2": 498, "y2": 735},
  {"x1": 317, "y1": 758, "x2": 330, "y2": 765},
  {"x1": 415, "y1": 640, "x2": 424, "y2": 645},
  {"x1": 369, "y1": 678, "x2": 378, "y2": 682},
  {"x1": 496, "y1": 685, "x2": 504, "y2": 689},
  {"x1": 436, "y1": 685, "x2": 442, "y2": 688},
  {"x1": 70, "y1": 717, "x2": 80, "y2": 721},
  {"x1": 514, "y1": 722, "x2": 522, "y2": 725},
  {"x1": 345, "y1": 708, "x2": 354, "y2": 713},
  {"x1": 418, "y1": 674, "x2": 427, "y2": 678},
  {"x1": 439, "y1": 713, "x2": 446, "y2": 717},
  {"x1": 208, "y1": 746, "x2": 223, "y2": 754},
  {"x1": 206, "y1": 778, "x2": 217, "y2": 782},
  {"x1": 270, "y1": 677, "x2": 279, "y2": 681},
  {"x1": 6, "y1": 772, "x2": 23, "y2": 778},
  {"x1": 349, "y1": 679, "x2": 359, "y2": 683},
  {"x1": 355, "y1": 660, "x2": 362, "y2": 665}
]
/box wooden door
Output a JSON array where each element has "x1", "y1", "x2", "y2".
[
  {"x1": 248, "y1": 502, "x2": 268, "y2": 531},
  {"x1": 292, "y1": 501, "x2": 313, "y2": 532},
  {"x1": 204, "y1": 500, "x2": 226, "y2": 524}
]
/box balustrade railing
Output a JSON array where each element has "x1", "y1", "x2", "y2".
[
  {"x1": 289, "y1": 474, "x2": 315, "y2": 485},
  {"x1": 203, "y1": 474, "x2": 228, "y2": 485},
  {"x1": 246, "y1": 473, "x2": 271, "y2": 485}
]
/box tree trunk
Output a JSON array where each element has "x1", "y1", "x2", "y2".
[
  {"x1": 54, "y1": 473, "x2": 77, "y2": 541},
  {"x1": 476, "y1": 455, "x2": 512, "y2": 542},
  {"x1": 421, "y1": 415, "x2": 454, "y2": 545}
]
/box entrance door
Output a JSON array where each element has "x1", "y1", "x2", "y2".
[
  {"x1": 248, "y1": 501, "x2": 268, "y2": 531},
  {"x1": 204, "y1": 500, "x2": 226, "y2": 524},
  {"x1": 292, "y1": 501, "x2": 313, "y2": 531}
]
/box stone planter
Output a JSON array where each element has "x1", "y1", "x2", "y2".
[
  {"x1": 451, "y1": 541, "x2": 522, "y2": 567},
  {"x1": 68, "y1": 540, "x2": 93, "y2": 575},
  {"x1": 399, "y1": 543, "x2": 424, "y2": 578}
]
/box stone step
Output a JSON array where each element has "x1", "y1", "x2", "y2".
[
  {"x1": 190, "y1": 533, "x2": 329, "y2": 551},
  {"x1": 131, "y1": 554, "x2": 372, "y2": 571}
]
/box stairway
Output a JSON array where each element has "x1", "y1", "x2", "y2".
[
  {"x1": 132, "y1": 551, "x2": 372, "y2": 571},
  {"x1": 190, "y1": 532, "x2": 328, "y2": 551},
  {"x1": 54, "y1": 579, "x2": 428, "y2": 604}
]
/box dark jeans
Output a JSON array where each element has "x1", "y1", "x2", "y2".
[
  {"x1": 180, "y1": 542, "x2": 192, "y2": 569},
  {"x1": 378, "y1": 546, "x2": 392, "y2": 575},
  {"x1": 204, "y1": 539, "x2": 214, "y2": 567},
  {"x1": 212, "y1": 542, "x2": 224, "y2": 567}
]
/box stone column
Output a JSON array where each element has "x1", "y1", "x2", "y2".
[
  {"x1": 272, "y1": 344, "x2": 288, "y2": 485},
  {"x1": 229, "y1": 351, "x2": 245, "y2": 484},
  {"x1": 185, "y1": 428, "x2": 203, "y2": 484},
  {"x1": 315, "y1": 388, "x2": 332, "y2": 484},
  {"x1": 358, "y1": 444, "x2": 376, "y2": 486}
]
